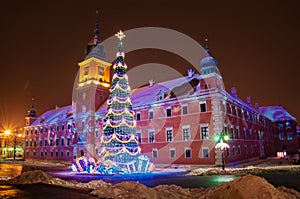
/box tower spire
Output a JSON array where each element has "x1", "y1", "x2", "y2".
[
  {"x1": 93, "y1": 8, "x2": 100, "y2": 45},
  {"x1": 204, "y1": 33, "x2": 211, "y2": 56}
]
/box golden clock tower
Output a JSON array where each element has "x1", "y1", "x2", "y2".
[{"x1": 73, "y1": 9, "x2": 111, "y2": 158}]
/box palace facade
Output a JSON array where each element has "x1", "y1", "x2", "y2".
[{"x1": 23, "y1": 18, "x2": 299, "y2": 166}]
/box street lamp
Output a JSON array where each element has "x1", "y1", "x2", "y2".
[{"x1": 215, "y1": 137, "x2": 230, "y2": 170}]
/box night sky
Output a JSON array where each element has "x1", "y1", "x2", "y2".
[{"x1": 0, "y1": 0, "x2": 299, "y2": 130}]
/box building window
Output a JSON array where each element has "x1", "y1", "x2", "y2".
[
  {"x1": 149, "y1": 109, "x2": 153, "y2": 119},
  {"x1": 229, "y1": 104, "x2": 232, "y2": 114},
  {"x1": 152, "y1": 149, "x2": 158, "y2": 158},
  {"x1": 61, "y1": 151, "x2": 64, "y2": 157},
  {"x1": 235, "y1": 107, "x2": 238, "y2": 117},
  {"x1": 166, "y1": 107, "x2": 172, "y2": 117},
  {"x1": 241, "y1": 109, "x2": 245, "y2": 119},
  {"x1": 84, "y1": 67, "x2": 89, "y2": 76},
  {"x1": 56, "y1": 138, "x2": 59, "y2": 146},
  {"x1": 56, "y1": 125, "x2": 59, "y2": 131},
  {"x1": 40, "y1": 139, "x2": 42, "y2": 147},
  {"x1": 40, "y1": 128, "x2": 43, "y2": 133},
  {"x1": 95, "y1": 148, "x2": 98, "y2": 154},
  {"x1": 286, "y1": 122, "x2": 291, "y2": 130},
  {"x1": 148, "y1": 130, "x2": 155, "y2": 143},
  {"x1": 136, "y1": 112, "x2": 141, "y2": 121},
  {"x1": 230, "y1": 126, "x2": 235, "y2": 139},
  {"x1": 237, "y1": 145, "x2": 241, "y2": 155},
  {"x1": 244, "y1": 145, "x2": 248, "y2": 154},
  {"x1": 44, "y1": 139, "x2": 48, "y2": 146},
  {"x1": 56, "y1": 151, "x2": 58, "y2": 157},
  {"x1": 249, "y1": 129, "x2": 252, "y2": 139},
  {"x1": 202, "y1": 147, "x2": 209, "y2": 158},
  {"x1": 182, "y1": 126, "x2": 190, "y2": 141},
  {"x1": 61, "y1": 138, "x2": 64, "y2": 146},
  {"x1": 236, "y1": 128, "x2": 240, "y2": 139},
  {"x1": 45, "y1": 127, "x2": 48, "y2": 132},
  {"x1": 67, "y1": 124, "x2": 71, "y2": 130},
  {"x1": 25, "y1": 141, "x2": 28, "y2": 147},
  {"x1": 201, "y1": 127, "x2": 209, "y2": 140},
  {"x1": 45, "y1": 151, "x2": 47, "y2": 156},
  {"x1": 243, "y1": 128, "x2": 247, "y2": 139},
  {"x1": 182, "y1": 105, "x2": 188, "y2": 115},
  {"x1": 185, "y1": 148, "x2": 192, "y2": 158},
  {"x1": 33, "y1": 151, "x2": 36, "y2": 156},
  {"x1": 224, "y1": 125, "x2": 228, "y2": 134},
  {"x1": 136, "y1": 131, "x2": 142, "y2": 143},
  {"x1": 50, "y1": 126, "x2": 53, "y2": 132},
  {"x1": 62, "y1": 125, "x2": 64, "y2": 131},
  {"x1": 287, "y1": 133, "x2": 293, "y2": 140},
  {"x1": 82, "y1": 105, "x2": 86, "y2": 113},
  {"x1": 170, "y1": 148, "x2": 176, "y2": 158},
  {"x1": 250, "y1": 145, "x2": 254, "y2": 153},
  {"x1": 279, "y1": 133, "x2": 285, "y2": 141},
  {"x1": 232, "y1": 146, "x2": 236, "y2": 156},
  {"x1": 67, "y1": 151, "x2": 70, "y2": 157},
  {"x1": 96, "y1": 130, "x2": 99, "y2": 137},
  {"x1": 34, "y1": 140, "x2": 37, "y2": 147},
  {"x1": 166, "y1": 128, "x2": 173, "y2": 142},
  {"x1": 278, "y1": 123, "x2": 283, "y2": 131},
  {"x1": 200, "y1": 101, "x2": 207, "y2": 112},
  {"x1": 51, "y1": 151, "x2": 53, "y2": 157},
  {"x1": 98, "y1": 66, "x2": 103, "y2": 76},
  {"x1": 67, "y1": 138, "x2": 70, "y2": 146},
  {"x1": 50, "y1": 139, "x2": 53, "y2": 146}
]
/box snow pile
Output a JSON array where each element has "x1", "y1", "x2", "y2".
[
  {"x1": 2, "y1": 170, "x2": 110, "y2": 190},
  {"x1": 201, "y1": 175, "x2": 299, "y2": 199},
  {"x1": 2, "y1": 171, "x2": 300, "y2": 198},
  {"x1": 189, "y1": 165, "x2": 300, "y2": 176}
]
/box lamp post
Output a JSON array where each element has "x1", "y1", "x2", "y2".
[{"x1": 215, "y1": 137, "x2": 230, "y2": 170}]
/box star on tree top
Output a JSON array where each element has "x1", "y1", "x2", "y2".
[{"x1": 115, "y1": 30, "x2": 125, "y2": 41}]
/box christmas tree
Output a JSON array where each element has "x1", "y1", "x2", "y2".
[{"x1": 98, "y1": 31, "x2": 151, "y2": 174}]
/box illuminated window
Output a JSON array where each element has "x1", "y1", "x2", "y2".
[
  {"x1": 201, "y1": 127, "x2": 209, "y2": 140},
  {"x1": 279, "y1": 133, "x2": 285, "y2": 141},
  {"x1": 166, "y1": 128, "x2": 173, "y2": 142},
  {"x1": 278, "y1": 123, "x2": 283, "y2": 131},
  {"x1": 170, "y1": 148, "x2": 176, "y2": 158},
  {"x1": 84, "y1": 67, "x2": 89, "y2": 76},
  {"x1": 98, "y1": 66, "x2": 104, "y2": 76},
  {"x1": 237, "y1": 145, "x2": 241, "y2": 155},
  {"x1": 185, "y1": 148, "x2": 192, "y2": 158},
  {"x1": 202, "y1": 147, "x2": 209, "y2": 158},
  {"x1": 152, "y1": 148, "x2": 158, "y2": 158},
  {"x1": 166, "y1": 107, "x2": 172, "y2": 117},
  {"x1": 82, "y1": 92, "x2": 86, "y2": 100},
  {"x1": 182, "y1": 126, "x2": 190, "y2": 141},
  {"x1": 182, "y1": 105, "x2": 188, "y2": 115},
  {"x1": 229, "y1": 104, "x2": 232, "y2": 114},
  {"x1": 287, "y1": 133, "x2": 293, "y2": 140},
  {"x1": 241, "y1": 109, "x2": 245, "y2": 119},
  {"x1": 200, "y1": 101, "x2": 207, "y2": 112},
  {"x1": 148, "y1": 130, "x2": 155, "y2": 143},
  {"x1": 82, "y1": 105, "x2": 86, "y2": 113},
  {"x1": 286, "y1": 122, "x2": 291, "y2": 130}
]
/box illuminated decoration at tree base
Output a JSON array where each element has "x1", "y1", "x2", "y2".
[
  {"x1": 71, "y1": 154, "x2": 153, "y2": 174},
  {"x1": 71, "y1": 30, "x2": 153, "y2": 174}
]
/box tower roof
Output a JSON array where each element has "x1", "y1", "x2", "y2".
[
  {"x1": 27, "y1": 97, "x2": 37, "y2": 118},
  {"x1": 85, "y1": 8, "x2": 107, "y2": 60},
  {"x1": 200, "y1": 36, "x2": 220, "y2": 75}
]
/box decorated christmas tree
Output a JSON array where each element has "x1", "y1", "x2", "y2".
[{"x1": 98, "y1": 31, "x2": 152, "y2": 174}]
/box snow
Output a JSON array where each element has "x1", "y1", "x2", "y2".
[
  {"x1": 2, "y1": 170, "x2": 300, "y2": 199},
  {"x1": 259, "y1": 106, "x2": 296, "y2": 122}
]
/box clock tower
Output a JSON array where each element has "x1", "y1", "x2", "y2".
[{"x1": 72, "y1": 9, "x2": 111, "y2": 158}]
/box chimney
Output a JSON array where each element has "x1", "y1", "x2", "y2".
[
  {"x1": 188, "y1": 69, "x2": 194, "y2": 77},
  {"x1": 254, "y1": 102, "x2": 259, "y2": 110},
  {"x1": 246, "y1": 96, "x2": 252, "y2": 106},
  {"x1": 149, "y1": 79, "x2": 155, "y2": 87},
  {"x1": 231, "y1": 87, "x2": 237, "y2": 98},
  {"x1": 55, "y1": 105, "x2": 60, "y2": 110}
]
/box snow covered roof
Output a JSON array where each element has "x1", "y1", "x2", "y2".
[
  {"x1": 31, "y1": 105, "x2": 72, "y2": 126},
  {"x1": 258, "y1": 106, "x2": 296, "y2": 122}
]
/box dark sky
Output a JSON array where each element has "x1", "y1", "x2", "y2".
[{"x1": 0, "y1": 0, "x2": 299, "y2": 130}]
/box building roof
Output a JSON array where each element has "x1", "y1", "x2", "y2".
[
  {"x1": 258, "y1": 106, "x2": 296, "y2": 122},
  {"x1": 31, "y1": 105, "x2": 72, "y2": 126}
]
